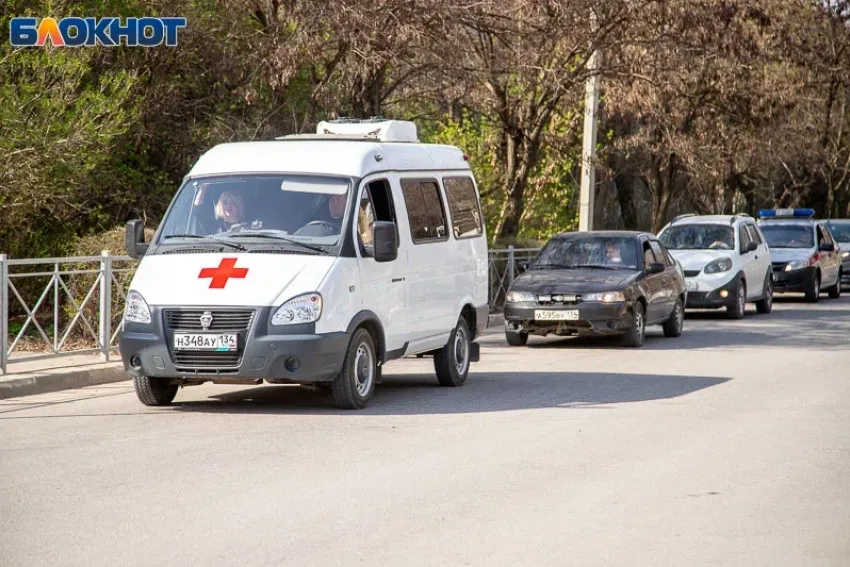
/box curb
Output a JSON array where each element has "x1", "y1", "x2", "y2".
[{"x1": 0, "y1": 364, "x2": 129, "y2": 400}]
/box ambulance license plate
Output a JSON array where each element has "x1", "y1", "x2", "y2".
[
  {"x1": 534, "y1": 309, "x2": 579, "y2": 321},
  {"x1": 173, "y1": 333, "x2": 238, "y2": 351}
]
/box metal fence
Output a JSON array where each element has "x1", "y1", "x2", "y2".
[{"x1": 0, "y1": 247, "x2": 539, "y2": 373}]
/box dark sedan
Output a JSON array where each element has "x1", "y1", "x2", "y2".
[{"x1": 503, "y1": 231, "x2": 687, "y2": 348}]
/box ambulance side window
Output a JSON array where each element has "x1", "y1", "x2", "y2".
[
  {"x1": 401, "y1": 178, "x2": 448, "y2": 243},
  {"x1": 357, "y1": 179, "x2": 397, "y2": 258}
]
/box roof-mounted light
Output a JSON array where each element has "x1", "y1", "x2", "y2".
[{"x1": 757, "y1": 208, "x2": 815, "y2": 219}]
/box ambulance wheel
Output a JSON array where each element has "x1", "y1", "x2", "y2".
[
  {"x1": 133, "y1": 376, "x2": 178, "y2": 406},
  {"x1": 331, "y1": 328, "x2": 377, "y2": 409},
  {"x1": 434, "y1": 317, "x2": 471, "y2": 387}
]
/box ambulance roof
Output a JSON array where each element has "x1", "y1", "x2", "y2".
[{"x1": 188, "y1": 120, "x2": 471, "y2": 179}]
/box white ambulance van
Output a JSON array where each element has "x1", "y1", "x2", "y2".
[{"x1": 119, "y1": 119, "x2": 489, "y2": 409}]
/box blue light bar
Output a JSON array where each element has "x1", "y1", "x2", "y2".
[{"x1": 757, "y1": 208, "x2": 815, "y2": 219}]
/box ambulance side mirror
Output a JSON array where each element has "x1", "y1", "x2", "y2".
[
  {"x1": 373, "y1": 221, "x2": 398, "y2": 263},
  {"x1": 126, "y1": 219, "x2": 148, "y2": 260}
]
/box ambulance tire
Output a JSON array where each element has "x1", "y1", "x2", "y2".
[
  {"x1": 133, "y1": 376, "x2": 178, "y2": 406},
  {"x1": 434, "y1": 317, "x2": 471, "y2": 387},
  {"x1": 331, "y1": 328, "x2": 377, "y2": 410}
]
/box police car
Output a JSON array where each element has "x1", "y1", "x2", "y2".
[
  {"x1": 822, "y1": 218, "x2": 850, "y2": 289},
  {"x1": 657, "y1": 213, "x2": 773, "y2": 318},
  {"x1": 119, "y1": 119, "x2": 489, "y2": 409},
  {"x1": 757, "y1": 208, "x2": 842, "y2": 301}
]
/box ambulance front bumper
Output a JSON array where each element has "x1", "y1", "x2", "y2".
[{"x1": 118, "y1": 305, "x2": 348, "y2": 383}]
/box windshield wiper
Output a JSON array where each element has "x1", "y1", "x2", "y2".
[
  {"x1": 226, "y1": 232, "x2": 327, "y2": 254},
  {"x1": 571, "y1": 264, "x2": 625, "y2": 270},
  {"x1": 531, "y1": 263, "x2": 576, "y2": 269},
  {"x1": 163, "y1": 234, "x2": 247, "y2": 251}
]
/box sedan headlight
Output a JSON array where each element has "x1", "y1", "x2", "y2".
[
  {"x1": 271, "y1": 293, "x2": 323, "y2": 325},
  {"x1": 785, "y1": 260, "x2": 808, "y2": 271},
  {"x1": 704, "y1": 257, "x2": 733, "y2": 274},
  {"x1": 842, "y1": 251, "x2": 849, "y2": 259},
  {"x1": 506, "y1": 290, "x2": 535, "y2": 303},
  {"x1": 124, "y1": 290, "x2": 151, "y2": 324},
  {"x1": 583, "y1": 291, "x2": 625, "y2": 303}
]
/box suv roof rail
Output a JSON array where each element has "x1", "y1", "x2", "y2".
[
  {"x1": 671, "y1": 213, "x2": 697, "y2": 225},
  {"x1": 730, "y1": 212, "x2": 751, "y2": 224}
]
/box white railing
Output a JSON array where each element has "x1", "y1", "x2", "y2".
[
  {"x1": 0, "y1": 247, "x2": 540, "y2": 373},
  {"x1": 0, "y1": 252, "x2": 136, "y2": 374}
]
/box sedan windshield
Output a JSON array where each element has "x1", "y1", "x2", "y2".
[
  {"x1": 659, "y1": 224, "x2": 734, "y2": 250},
  {"x1": 533, "y1": 236, "x2": 639, "y2": 270},
  {"x1": 758, "y1": 224, "x2": 814, "y2": 249},
  {"x1": 825, "y1": 221, "x2": 850, "y2": 243},
  {"x1": 157, "y1": 174, "x2": 351, "y2": 250}
]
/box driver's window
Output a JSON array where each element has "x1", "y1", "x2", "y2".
[
  {"x1": 739, "y1": 225, "x2": 753, "y2": 252},
  {"x1": 642, "y1": 241, "x2": 657, "y2": 268},
  {"x1": 357, "y1": 190, "x2": 376, "y2": 257}
]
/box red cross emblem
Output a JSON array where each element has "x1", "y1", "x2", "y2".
[{"x1": 198, "y1": 258, "x2": 248, "y2": 289}]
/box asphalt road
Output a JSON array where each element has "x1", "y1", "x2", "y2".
[{"x1": 2, "y1": 295, "x2": 850, "y2": 566}]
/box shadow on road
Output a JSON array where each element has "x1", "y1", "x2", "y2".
[{"x1": 170, "y1": 370, "x2": 730, "y2": 415}]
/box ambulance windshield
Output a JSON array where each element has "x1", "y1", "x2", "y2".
[{"x1": 157, "y1": 174, "x2": 352, "y2": 249}]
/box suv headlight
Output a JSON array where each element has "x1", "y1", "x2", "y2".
[
  {"x1": 124, "y1": 290, "x2": 151, "y2": 324},
  {"x1": 271, "y1": 293, "x2": 323, "y2": 325},
  {"x1": 785, "y1": 260, "x2": 807, "y2": 271},
  {"x1": 583, "y1": 291, "x2": 625, "y2": 303},
  {"x1": 506, "y1": 290, "x2": 535, "y2": 303},
  {"x1": 704, "y1": 257, "x2": 733, "y2": 274}
]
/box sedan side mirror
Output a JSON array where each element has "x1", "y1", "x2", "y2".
[
  {"x1": 646, "y1": 262, "x2": 665, "y2": 274},
  {"x1": 819, "y1": 242, "x2": 835, "y2": 252},
  {"x1": 126, "y1": 219, "x2": 148, "y2": 260},
  {"x1": 518, "y1": 261, "x2": 529, "y2": 272},
  {"x1": 373, "y1": 221, "x2": 398, "y2": 262},
  {"x1": 746, "y1": 241, "x2": 758, "y2": 253}
]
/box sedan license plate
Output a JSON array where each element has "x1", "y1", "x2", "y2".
[
  {"x1": 686, "y1": 279, "x2": 698, "y2": 292},
  {"x1": 173, "y1": 333, "x2": 238, "y2": 351},
  {"x1": 534, "y1": 309, "x2": 579, "y2": 321}
]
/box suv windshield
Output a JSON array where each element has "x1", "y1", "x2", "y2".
[
  {"x1": 758, "y1": 224, "x2": 814, "y2": 249},
  {"x1": 157, "y1": 174, "x2": 352, "y2": 250},
  {"x1": 659, "y1": 224, "x2": 734, "y2": 250},
  {"x1": 825, "y1": 221, "x2": 850, "y2": 243},
  {"x1": 533, "y1": 235, "x2": 639, "y2": 270}
]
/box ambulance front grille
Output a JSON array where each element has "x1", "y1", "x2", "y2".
[
  {"x1": 172, "y1": 351, "x2": 242, "y2": 368},
  {"x1": 164, "y1": 309, "x2": 255, "y2": 331}
]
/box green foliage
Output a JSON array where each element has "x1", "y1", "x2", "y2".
[
  {"x1": 421, "y1": 108, "x2": 583, "y2": 245},
  {"x1": 0, "y1": 44, "x2": 140, "y2": 257}
]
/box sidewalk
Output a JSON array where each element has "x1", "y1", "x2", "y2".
[
  {"x1": 0, "y1": 313, "x2": 506, "y2": 400},
  {"x1": 0, "y1": 353, "x2": 127, "y2": 400}
]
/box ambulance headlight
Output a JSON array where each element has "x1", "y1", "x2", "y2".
[
  {"x1": 124, "y1": 290, "x2": 151, "y2": 324},
  {"x1": 271, "y1": 293, "x2": 323, "y2": 325}
]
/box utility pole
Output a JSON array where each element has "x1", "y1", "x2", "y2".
[{"x1": 578, "y1": 21, "x2": 602, "y2": 232}]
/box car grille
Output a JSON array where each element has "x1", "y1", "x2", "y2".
[
  {"x1": 684, "y1": 270, "x2": 701, "y2": 278},
  {"x1": 536, "y1": 294, "x2": 581, "y2": 305},
  {"x1": 163, "y1": 308, "x2": 255, "y2": 372},
  {"x1": 163, "y1": 309, "x2": 254, "y2": 331}
]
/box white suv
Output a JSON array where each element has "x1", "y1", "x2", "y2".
[{"x1": 657, "y1": 214, "x2": 773, "y2": 318}]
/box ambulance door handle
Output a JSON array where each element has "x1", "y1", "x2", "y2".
[{"x1": 392, "y1": 277, "x2": 405, "y2": 283}]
